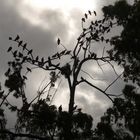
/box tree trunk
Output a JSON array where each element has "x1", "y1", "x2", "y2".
[
  {"x1": 63, "y1": 85, "x2": 76, "y2": 140},
  {"x1": 69, "y1": 86, "x2": 75, "y2": 115}
]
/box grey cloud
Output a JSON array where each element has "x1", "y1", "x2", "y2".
[
  {"x1": 0, "y1": 0, "x2": 126, "y2": 129},
  {"x1": 0, "y1": 0, "x2": 73, "y2": 79},
  {"x1": 40, "y1": 10, "x2": 69, "y2": 40},
  {"x1": 0, "y1": 0, "x2": 71, "y2": 127}
]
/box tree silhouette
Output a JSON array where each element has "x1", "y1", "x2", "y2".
[
  {"x1": 1, "y1": 1, "x2": 139, "y2": 139},
  {"x1": 0, "y1": 10, "x2": 118, "y2": 139},
  {"x1": 95, "y1": 84, "x2": 140, "y2": 140},
  {"x1": 102, "y1": 0, "x2": 140, "y2": 85}
]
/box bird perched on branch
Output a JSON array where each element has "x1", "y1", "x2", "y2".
[{"x1": 58, "y1": 105, "x2": 62, "y2": 113}]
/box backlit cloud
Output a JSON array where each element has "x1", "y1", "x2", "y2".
[{"x1": 0, "y1": 0, "x2": 125, "y2": 128}]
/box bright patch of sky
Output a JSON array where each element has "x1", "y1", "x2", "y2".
[{"x1": 18, "y1": 0, "x2": 97, "y2": 26}]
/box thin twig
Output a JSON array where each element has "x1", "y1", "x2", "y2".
[
  {"x1": 0, "y1": 91, "x2": 11, "y2": 107},
  {"x1": 38, "y1": 75, "x2": 48, "y2": 92},
  {"x1": 81, "y1": 69, "x2": 95, "y2": 81},
  {"x1": 107, "y1": 93, "x2": 123, "y2": 97},
  {"x1": 81, "y1": 78, "x2": 114, "y2": 103},
  {"x1": 5, "y1": 99, "x2": 20, "y2": 111},
  {"x1": 49, "y1": 79, "x2": 62, "y2": 105},
  {"x1": 104, "y1": 72, "x2": 123, "y2": 92},
  {"x1": 60, "y1": 43, "x2": 67, "y2": 50},
  {"x1": 102, "y1": 46, "x2": 105, "y2": 57},
  {"x1": 96, "y1": 60, "x2": 104, "y2": 73},
  {"x1": 107, "y1": 61, "x2": 119, "y2": 77},
  {"x1": 81, "y1": 69, "x2": 106, "y2": 81}
]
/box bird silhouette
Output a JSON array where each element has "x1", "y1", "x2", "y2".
[
  {"x1": 7, "y1": 46, "x2": 12, "y2": 52},
  {"x1": 57, "y1": 38, "x2": 60, "y2": 45},
  {"x1": 94, "y1": 11, "x2": 97, "y2": 16},
  {"x1": 58, "y1": 105, "x2": 62, "y2": 113}
]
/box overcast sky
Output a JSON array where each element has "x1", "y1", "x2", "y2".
[{"x1": 0, "y1": 0, "x2": 128, "y2": 128}]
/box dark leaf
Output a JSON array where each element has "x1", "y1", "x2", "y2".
[
  {"x1": 95, "y1": 20, "x2": 98, "y2": 26},
  {"x1": 9, "y1": 37, "x2": 12, "y2": 40},
  {"x1": 19, "y1": 52, "x2": 23, "y2": 58},
  {"x1": 83, "y1": 28, "x2": 86, "y2": 32},
  {"x1": 81, "y1": 77, "x2": 84, "y2": 80},
  {"x1": 82, "y1": 18, "x2": 85, "y2": 22},
  {"x1": 4, "y1": 102, "x2": 9, "y2": 106},
  {"x1": 101, "y1": 36, "x2": 104, "y2": 42},
  {"x1": 9, "y1": 106, "x2": 17, "y2": 112},
  {"x1": 27, "y1": 57, "x2": 32, "y2": 61},
  {"x1": 91, "y1": 52, "x2": 96, "y2": 58},
  {"x1": 23, "y1": 75, "x2": 27, "y2": 80},
  {"x1": 132, "y1": 78, "x2": 136, "y2": 83},
  {"x1": 56, "y1": 63, "x2": 60, "y2": 67},
  {"x1": 102, "y1": 18, "x2": 106, "y2": 23},
  {"x1": 28, "y1": 49, "x2": 33, "y2": 55},
  {"x1": 91, "y1": 21, "x2": 94, "y2": 25},
  {"x1": 27, "y1": 67, "x2": 32, "y2": 72},
  {"x1": 58, "y1": 105, "x2": 62, "y2": 113},
  {"x1": 32, "y1": 60, "x2": 35, "y2": 64},
  {"x1": 35, "y1": 56, "x2": 39, "y2": 61},
  {"x1": 23, "y1": 43, "x2": 27, "y2": 50},
  {"x1": 22, "y1": 56, "x2": 27, "y2": 63},
  {"x1": 60, "y1": 50, "x2": 66, "y2": 55},
  {"x1": 0, "y1": 90, "x2": 4, "y2": 98},
  {"x1": 13, "y1": 51, "x2": 17, "y2": 57},
  {"x1": 7, "y1": 46, "x2": 12, "y2": 52},
  {"x1": 107, "y1": 28, "x2": 110, "y2": 33},
  {"x1": 0, "y1": 108, "x2": 4, "y2": 116},
  {"x1": 14, "y1": 35, "x2": 20, "y2": 41},
  {"x1": 86, "y1": 37, "x2": 90, "y2": 41},
  {"x1": 52, "y1": 54, "x2": 57, "y2": 58},
  {"x1": 106, "y1": 39, "x2": 110, "y2": 43},
  {"x1": 8, "y1": 61, "x2": 12, "y2": 66},
  {"x1": 18, "y1": 41, "x2": 23, "y2": 47},
  {"x1": 46, "y1": 65, "x2": 49, "y2": 69},
  {"x1": 82, "y1": 47, "x2": 87, "y2": 51},
  {"x1": 57, "y1": 53, "x2": 60, "y2": 59},
  {"x1": 77, "y1": 108, "x2": 82, "y2": 112},
  {"x1": 89, "y1": 25, "x2": 93, "y2": 31},
  {"x1": 110, "y1": 21, "x2": 113, "y2": 27},
  {"x1": 15, "y1": 58, "x2": 20, "y2": 61},
  {"x1": 65, "y1": 50, "x2": 71, "y2": 55},
  {"x1": 5, "y1": 68, "x2": 10, "y2": 76}
]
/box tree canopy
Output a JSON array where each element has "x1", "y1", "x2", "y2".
[{"x1": 103, "y1": 0, "x2": 140, "y2": 85}]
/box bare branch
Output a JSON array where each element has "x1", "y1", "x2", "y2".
[
  {"x1": 106, "y1": 60, "x2": 119, "y2": 77},
  {"x1": 49, "y1": 79, "x2": 62, "y2": 105},
  {"x1": 104, "y1": 73, "x2": 123, "y2": 92},
  {"x1": 5, "y1": 99, "x2": 20, "y2": 111},
  {"x1": 81, "y1": 77, "x2": 114, "y2": 103},
  {"x1": 81, "y1": 69, "x2": 106, "y2": 81},
  {"x1": 0, "y1": 91, "x2": 11, "y2": 107},
  {"x1": 107, "y1": 93, "x2": 123, "y2": 97},
  {"x1": 96, "y1": 60, "x2": 104, "y2": 73},
  {"x1": 102, "y1": 46, "x2": 106, "y2": 57},
  {"x1": 81, "y1": 69, "x2": 95, "y2": 81}
]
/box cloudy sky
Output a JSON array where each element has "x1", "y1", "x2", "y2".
[{"x1": 0, "y1": 0, "x2": 128, "y2": 128}]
